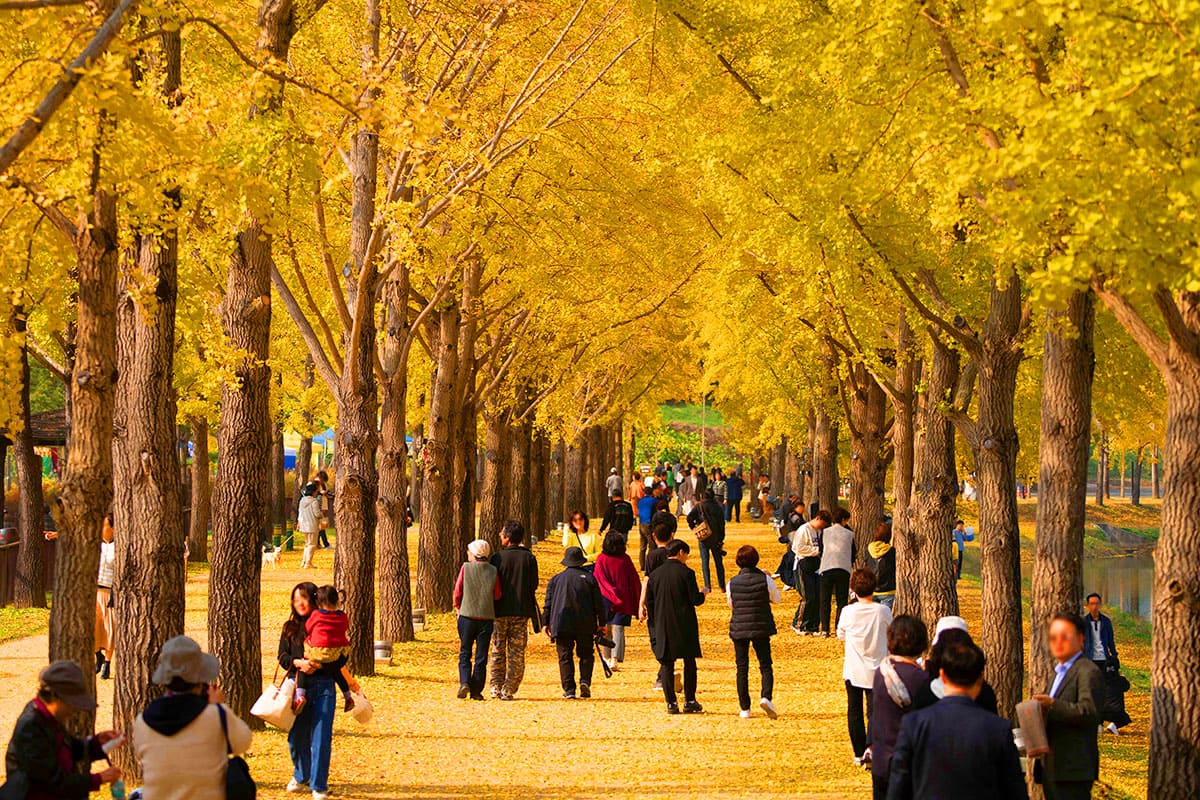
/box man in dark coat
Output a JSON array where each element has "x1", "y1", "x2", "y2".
[
  {"x1": 489, "y1": 520, "x2": 540, "y2": 700},
  {"x1": 643, "y1": 539, "x2": 707, "y2": 714},
  {"x1": 887, "y1": 639, "x2": 1028, "y2": 800},
  {"x1": 1032, "y1": 614, "x2": 1104, "y2": 800},
  {"x1": 543, "y1": 547, "x2": 605, "y2": 700},
  {"x1": 2, "y1": 662, "x2": 123, "y2": 800},
  {"x1": 687, "y1": 489, "x2": 727, "y2": 591}
]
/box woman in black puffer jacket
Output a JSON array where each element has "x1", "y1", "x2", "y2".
[{"x1": 726, "y1": 546, "x2": 782, "y2": 720}]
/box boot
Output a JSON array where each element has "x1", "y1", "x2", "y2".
[
  {"x1": 100, "y1": 660, "x2": 110, "y2": 680},
  {"x1": 95, "y1": 651, "x2": 105, "y2": 675}
]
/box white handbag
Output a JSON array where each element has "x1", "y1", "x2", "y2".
[
  {"x1": 348, "y1": 691, "x2": 373, "y2": 725},
  {"x1": 250, "y1": 670, "x2": 296, "y2": 731}
]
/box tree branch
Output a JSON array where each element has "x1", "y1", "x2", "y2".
[{"x1": 1093, "y1": 280, "x2": 1169, "y2": 374}]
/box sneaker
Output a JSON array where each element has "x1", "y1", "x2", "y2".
[
  {"x1": 100, "y1": 661, "x2": 110, "y2": 680},
  {"x1": 819, "y1": 631, "x2": 830, "y2": 638},
  {"x1": 469, "y1": 692, "x2": 485, "y2": 701},
  {"x1": 95, "y1": 651, "x2": 105, "y2": 675},
  {"x1": 499, "y1": 692, "x2": 514, "y2": 701},
  {"x1": 666, "y1": 703, "x2": 680, "y2": 715},
  {"x1": 673, "y1": 672, "x2": 683, "y2": 693},
  {"x1": 563, "y1": 691, "x2": 576, "y2": 700},
  {"x1": 286, "y1": 779, "x2": 307, "y2": 793},
  {"x1": 739, "y1": 709, "x2": 752, "y2": 719},
  {"x1": 456, "y1": 685, "x2": 470, "y2": 699},
  {"x1": 1106, "y1": 722, "x2": 1120, "y2": 735},
  {"x1": 579, "y1": 683, "x2": 591, "y2": 699},
  {"x1": 782, "y1": 585, "x2": 794, "y2": 592},
  {"x1": 652, "y1": 679, "x2": 663, "y2": 691},
  {"x1": 791, "y1": 625, "x2": 804, "y2": 635},
  {"x1": 682, "y1": 701, "x2": 703, "y2": 714},
  {"x1": 862, "y1": 747, "x2": 873, "y2": 765},
  {"x1": 853, "y1": 757, "x2": 865, "y2": 768},
  {"x1": 759, "y1": 697, "x2": 778, "y2": 719},
  {"x1": 312, "y1": 792, "x2": 329, "y2": 800}
]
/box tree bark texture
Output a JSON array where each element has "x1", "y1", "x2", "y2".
[
  {"x1": 270, "y1": 419, "x2": 286, "y2": 526},
  {"x1": 586, "y1": 425, "x2": 606, "y2": 517},
  {"x1": 1029, "y1": 290, "x2": 1094, "y2": 701},
  {"x1": 848, "y1": 363, "x2": 888, "y2": 561},
  {"x1": 111, "y1": 224, "x2": 186, "y2": 778},
  {"x1": 188, "y1": 418, "x2": 209, "y2": 561},
  {"x1": 12, "y1": 307, "x2": 46, "y2": 608},
  {"x1": 564, "y1": 439, "x2": 585, "y2": 520},
  {"x1": 509, "y1": 417, "x2": 531, "y2": 526},
  {"x1": 891, "y1": 307, "x2": 918, "y2": 617},
  {"x1": 528, "y1": 433, "x2": 547, "y2": 543},
  {"x1": 49, "y1": 177, "x2": 119, "y2": 737},
  {"x1": 813, "y1": 409, "x2": 839, "y2": 511},
  {"x1": 973, "y1": 275, "x2": 1026, "y2": 722},
  {"x1": 548, "y1": 440, "x2": 564, "y2": 528},
  {"x1": 417, "y1": 305, "x2": 461, "y2": 613},
  {"x1": 477, "y1": 411, "x2": 511, "y2": 551},
  {"x1": 911, "y1": 332, "x2": 959, "y2": 631}
]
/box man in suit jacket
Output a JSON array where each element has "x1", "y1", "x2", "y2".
[
  {"x1": 1033, "y1": 613, "x2": 1105, "y2": 800},
  {"x1": 1083, "y1": 593, "x2": 1119, "y2": 671},
  {"x1": 887, "y1": 637, "x2": 1028, "y2": 800}
]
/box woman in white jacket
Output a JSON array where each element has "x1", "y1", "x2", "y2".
[
  {"x1": 134, "y1": 636, "x2": 252, "y2": 800},
  {"x1": 298, "y1": 481, "x2": 322, "y2": 569}
]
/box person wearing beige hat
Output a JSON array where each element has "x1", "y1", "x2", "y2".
[
  {"x1": 133, "y1": 635, "x2": 253, "y2": 800},
  {"x1": 1, "y1": 660, "x2": 123, "y2": 800},
  {"x1": 453, "y1": 539, "x2": 501, "y2": 701}
]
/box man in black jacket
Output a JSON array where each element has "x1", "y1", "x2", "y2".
[
  {"x1": 887, "y1": 640, "x2": 1027, "y2": 800},
  {"x1": 2, "y1": 661, "x2": 123, "y2": 800},
  {"x1": 489, "y1": 520, "x2": 539, "y2": 700},
  {"x1": 687, "y1": 489, "x2": 727, "y2": 592},
  {"x1": 599, "y1": 488, "x2": 635, "y2": 540},
  {"x1": 644, "y1": 540, "x2": 708, "y2": 714},
  {"x1": 543, "y1": 547, "x2": 605, "y2": 700}
]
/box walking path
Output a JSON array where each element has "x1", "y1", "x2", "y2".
[{"x1": 0, "y1": 522, "x2": 1149, "y2": 799}]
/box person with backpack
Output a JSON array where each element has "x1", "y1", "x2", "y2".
[
  {"x1": 543, "y1": 547, "x2": 606, "y2": 699},
  {"x1": 599, "y1": 488, "x2": 635, "y2": 541},
  {"x1": 726, "y1": 545, "x2": 781, "y2": 719}
]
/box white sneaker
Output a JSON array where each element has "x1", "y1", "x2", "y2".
[
  {"x1": 286, "y1": 779, "x2": 306, "y2": 793},
  {"x1": 312, "y1": 792, "x2": 328, "y2": 800},
  {"x1": 1106, "y1": 722, "x2": 1120, "y2": 735},
  {"x1": 759, "y1": 697, "x2": 778, "y2": 719},
  {"x1": 739, "y1": 709, "x2": 752, "y2": 719}
]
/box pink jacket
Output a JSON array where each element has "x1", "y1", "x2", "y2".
[{"x1": 593, "y1": 552, "x2": 641, "y2": 616}]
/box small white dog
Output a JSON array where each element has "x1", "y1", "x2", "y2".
[{"x1": 262, "y1": 545, "x2": 280, "y2": 569}]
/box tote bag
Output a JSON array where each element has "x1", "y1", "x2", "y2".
[{"x1": 250, "y1": 669, "x2": 296, "y2": 732}]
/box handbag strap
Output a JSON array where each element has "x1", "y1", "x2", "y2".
[{"x1": 216, "y1": 703, "x2": 233, "y2": 756}]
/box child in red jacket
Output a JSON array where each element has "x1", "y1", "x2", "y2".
[{"x1": 294, "y1": 585, "x2": 355, "y2": 712}]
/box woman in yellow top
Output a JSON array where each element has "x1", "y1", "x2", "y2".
[{"x1": 562, "y1": 510, "x2": 600, "y2": 566}]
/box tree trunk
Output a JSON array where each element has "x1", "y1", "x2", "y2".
[
  {"x1": 111, "y1": 219, "x2": 187, "y2": 778},
  {"x1": 410, "y1": 420, "x2": 423, "y2": 522},
  {"x1": 625, "y1": 426, "x2": 636, "y2": 478},
  {"x1": 1029, "y1": 290, "x2": 1094, "y2": 704},
  {"x1": 529, "y1": 432, "x2": 547, "y2": 543},
  {"x1": 814, "y1": 408, "x2": 839, "y2": 511},
  {"x1": 973, "y1": 275, "x2": 1026, "y2": 722},
  {"x1": 12, "y1": 306, "x2": 45, "y2": 608},
  {"x1": 548, "y1": 440, "x2": 564, "y2": 528},
  {"x1": 477, "y1": 411, "x2": 511, "y2": 551},
  {"x1": 270, "y1": 418, "x2": 286, "y2": 527},
  {"x1": 417, "y1": 305, "x2": 462, "y2": 613},
  {"x1": 1119, "y1": 451, "x2": 1126, "y2": 498},
  {"x1": 912, "y1": 332, "x2": 959, "y2": 631},
  {"x1": 509, "y1": 416, "x2": 532, "y2": 525},
  {"x1": 1131, "y1": 447, "x2": 1144, "y2": 506},
  {"x1": 208, "y1": 224, "x2": 272, "y2": 725},
  {"x1": 49, "y1": 164, "x2": 119, "y2": 737},
  {"x1": 891, "y1": 307, "x2": 918, "y2": 617},
  {"x1": 188, "y1": 418, "x2": 209, "y2": 561},
  {"x1": 454, "y1": 396, "x2": 477, "y2": 553},
  {"x1": 564, "y1": 439, "x2": 585, "y2": 520},
  {"x1": 1152, "y1": 443, "x2": 1161, "y2": 499},
  {"x1": 586, "y1": 425, "x2": 606, "y2": 517},
  {"x1": 848, "y1": 363, "x2": 888, "y2": 561},
  {"x1": 1094, "y1": 434, "x2": 1106, "y2": 506},
  {"x1": 804, "y1": 408, "x2": 817, "y2": 508}
]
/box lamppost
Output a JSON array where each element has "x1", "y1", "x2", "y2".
[{"x1": 701, "y1": 380, "x2": 718, "y2": 471}]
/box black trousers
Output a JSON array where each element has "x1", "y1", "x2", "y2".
[
  {"x1": 555, "y1": 631, "x2": 594, "y2": 694},
  {"x1": 820, "y1": 569, "x2": 850, "y2": 634},
  {"x1": 658, "y1": 657, "x2": 697, "y2": 705},
  {"x1": 638, "y1": 523, "x2": 652, "y2": 572},
  {"x1": 794, "y1": 557, "x2": 821, "y2": 631},
  {"x1": 733, "y1": 637, "x2": 773, "y2": 710},
  {"x1": 1044, "y1": 782, "x2": 1094, "y2": 800},
  {"x1": 845, "y1": 680, "x2": 873, "y2": 758},
  {"x1": 317, "y1": 528, "x2": 330, "y2": 548}
]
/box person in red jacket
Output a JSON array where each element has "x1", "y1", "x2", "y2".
[
  {"x1": 295, "y1": 585, "x2": 357, "y2": 713},
  {"x1": 594, "y1": 532, "x2": 642, "y2": 671}
]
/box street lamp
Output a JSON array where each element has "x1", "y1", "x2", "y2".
[{"x1": 701, "y1": 380, "x2": 718, "y2": 471}]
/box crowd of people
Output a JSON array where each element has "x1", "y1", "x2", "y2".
[{"x1": 2, "y1": 465, "x2": 1131, "y2": 800}]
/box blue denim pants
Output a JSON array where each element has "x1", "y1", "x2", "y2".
[
  {"x1": 288, "y1": 675, "x2": 336, "y2": 792},
  {"x1": 458, "y1": 616, "x2": 494, "y2": 694}
]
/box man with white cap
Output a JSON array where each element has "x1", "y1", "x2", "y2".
[
  {"x1": 134, "y1": 635, "x2": 253, "y2": 800},
  {"x1": 916, "y1": 618, "x2": 999, "y2": 715},
  {"x1": 454, "y1": 539, "x2": 502, "y2": 701},
  {"x1": 606, "y1": 467, "x2": 624, "y2": 498},
  {"x1": 2, "y1": 661, "x2": 123, "y2": 800}
]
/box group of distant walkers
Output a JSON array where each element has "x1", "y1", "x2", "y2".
[{"x1": 2, "y1": 463, "x2": 1131, "y2": 800}]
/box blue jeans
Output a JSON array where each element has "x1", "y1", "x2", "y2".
[
  {"x1": 288, "y1": 675, "x2": 336, "y2": 792},
  {"x1": 698, "y1": 540, "x2": 725, "y2": 591},
  {"x1": 458, "y1": 616, "x2": 494, "y2": 694}
]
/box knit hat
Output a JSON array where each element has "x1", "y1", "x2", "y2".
[
  {"x1": 39, "y1": 661, "x2": 96, "y2": 710},
  {"x1": 467, "y1": 539, "x2": 491, "y2": 560},
  {"x1": 151, "y1": 636, "x2": 220, "y2": 686},
  {"x1": 933, "y1": 616, "x2": 969, "y2": 646}
]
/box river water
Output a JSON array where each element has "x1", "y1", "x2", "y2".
[{"x1": 1082, "y1": 553, "x2": 1155, "y2": 621}]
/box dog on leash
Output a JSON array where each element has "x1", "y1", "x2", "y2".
[{"x1": 262, "y1": 544, "x2": 280, "y2": 569}]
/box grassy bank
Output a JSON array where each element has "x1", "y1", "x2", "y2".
[{"x1": 0, "y1": 608, "x2": 48, "y2": 646}]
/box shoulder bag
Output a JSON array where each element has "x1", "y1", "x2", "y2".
[
  {"x1": 250, "y1": 665, "x2": 296, "y2": 731},
  {"x1": 217, "y1": 704, "x2": 257, "y2": 800}
]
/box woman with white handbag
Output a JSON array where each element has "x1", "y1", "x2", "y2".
[{"x1": 276, "y1": 581, "x2": 349, "y2": 800}]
